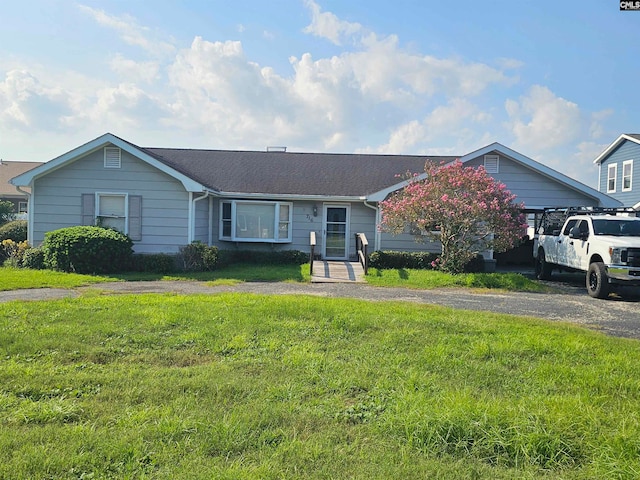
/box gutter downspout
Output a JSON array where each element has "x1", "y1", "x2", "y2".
[
  {"x1": 190, "y1": 191, "x2": 210, "y2": 244},
  {"x1": 16, "y1": 185, "x2": 33, "y2": 245},
  {"x1": 364, "y1": 200, "x2": 381, "y2": 251}
]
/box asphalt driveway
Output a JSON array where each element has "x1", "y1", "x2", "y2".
[{"x1": 2, "y1": 270, "x2": 639, "y2": 340}]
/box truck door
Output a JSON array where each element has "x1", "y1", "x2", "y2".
[
  {"x1": 551, "y1": 219, "x2": 577, "y2": 264},
  {"x1": 563, "y1": 219, "x2": 590, "y2": 270}
]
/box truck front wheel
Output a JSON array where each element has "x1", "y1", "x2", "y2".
[
  {"x1": 535, "y1": 249, "x2": 552, "y2": 280},
  {"x1": 587, "y1": 262, "x2": 610, "y2": 299}
]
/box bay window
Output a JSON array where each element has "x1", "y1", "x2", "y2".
[{"x1": 220, "y1": 200, "x2": 292, "y2": 242}]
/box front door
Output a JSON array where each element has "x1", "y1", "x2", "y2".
[{"x1": 323, "y1": 205, "x2": 349, "y2": 260}]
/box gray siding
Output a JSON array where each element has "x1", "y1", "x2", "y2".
[
  {"x1": 598, "y1": 140, "x2": 640, "y2": 207},
  {"x1": 465, "y1": 153, "x2": 599, "y2": 208},
  {"x1": 193, "y1": 195, "x2": 211, "y2": 244},
  {"x1": 31, "y1": 147, "x2": 190, "y2": 253},
  {"x1": 380, "y1": 231, "x2": 441, "y2": 253}
]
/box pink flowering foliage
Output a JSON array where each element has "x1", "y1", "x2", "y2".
[{"x1": 379, "y1": 160, "x2": 526, "y2": 274}]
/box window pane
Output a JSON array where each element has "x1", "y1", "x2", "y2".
[
  {"x1": 327, "y1": 207, "x2": 346, "y2": 223},
  {"x1": 99, "y1": 195, "x2": 125, "y2": 216},
  {"x1": 222, "y1": 221, "x2": 231, "y2": 237},
  {"x1": 102, "y1": 217, "x2": 126, "y2": 232},
  {"x1": 278, "y1": 222, "x2": 289, "y2": 239},
  {"x1": 279, "y1": 204, "x2": 289, "y2": 219},
  {"x1": 222, "y1": 202, "x2": 231, "y2": 220},
  {"x1": 236, "y1": 203, "x2": 275, "y2": 239}
]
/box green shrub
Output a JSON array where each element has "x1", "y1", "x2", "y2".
[
  {"x1": 369, "y1": 250, "x2": 486, "y2": 272},
  {"x1": 0, "y1": 220, "x2": 28, "y2": 262},
  {"x1": 179, "y1": 242, "x2": 219, "y2": 272},
  {"x1": 131, "y1": 253, "x2": 177, "y2": 273},
  {"x1": 369, "y1": 251, "x2": 439, "y2": 270},
  {"x1": 42, "y1": 226, "x2": 133, "y2": 274},
  {"x1": 20, "y1": 247, "x2": 45, "y2": 269},
  {"x1": 1, "y1": 239, "x2": 29, "y2": 267},
  {"x1": 0, "y1": 220, "x2": 27, "y2": 242},
  {"x1": 0, "y1": 199, "x2": 15, "y2": 226},
  {"x1": 216, "y1": 249, "x2": 309, "y2": 268}
]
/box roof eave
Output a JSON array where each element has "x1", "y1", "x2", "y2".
[
  {"x1": 211, "y1": 190, "x2": 365, "y2": 202},
  {"x1": 593, "y1": 134, "x2": 640, "y2": 165},
  {"x1": 461, "y1": 143, "x2": 620, "y2": 207},
  {"x1": 10, "y1": 133, "x2": 205, "y2": 192}
]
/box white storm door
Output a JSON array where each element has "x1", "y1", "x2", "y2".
[{"x1": 323, "y1": 205, "x2": 350, "y2": 260}]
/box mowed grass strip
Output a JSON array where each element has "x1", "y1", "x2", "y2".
[
  {"x1": 0, "y1": 267, "x2": 114, "y2": 291},
  {"x1": 1, "y1": 293, "x2": 639, "y2": 479},
  {"x1": 366, "y1": 267, "x2": 548, "y2": 292}
]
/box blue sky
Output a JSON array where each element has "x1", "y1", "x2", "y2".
[{"x1": 1, "y1": 0, "x2": 638, "y2": 187}]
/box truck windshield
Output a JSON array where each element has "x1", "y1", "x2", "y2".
[{"x1": 592, "y1": 219, "x2": 640, "y2": 236}]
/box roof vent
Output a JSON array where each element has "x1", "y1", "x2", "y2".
[{"x1": 266, "y1": 146, "x2": 287, "y2": 152}]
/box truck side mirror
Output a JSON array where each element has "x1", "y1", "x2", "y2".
[{"x1": 569, "y1": 227, "x2": 588, "y2": 240}]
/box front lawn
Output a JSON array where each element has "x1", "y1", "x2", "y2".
[
  {"x1": 0, "y1": 265, "x2": 547, "y2": 293},
  {"x1": 0, "y1": 267, "x2": 114, "y2": 291},
  {"x1": 109, "y1": 263, "x2": 311, "y2": 284},
  {"x1": 1, "y1": 293, "x2": 639, "y2": 479}
]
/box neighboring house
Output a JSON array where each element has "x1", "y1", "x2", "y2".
[
  {"x1": 593, "y1": 133, "x2": 640, "y2": 210},
  {"x1": 11, "y1": 133, "x2": 620, "y2": 263},
  {"x1": 0, "y1": 160, "x2": 43, "y2": 219}
]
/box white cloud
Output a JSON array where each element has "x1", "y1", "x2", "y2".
[
  {"x1": 589, "y1": 109, "x2": 614, "y2": 139},
  {"x1": 3, "y1": 0, "x2": 612, "y2": 192},
  {"x1": 78, "y1": 4, "x2": 176, "y2": 57},
  {"x1": 303, "y1": 0, "x2": 364, "y2": 45},
  {"x1": 506, "y1": 85, "x2": 582, "y2": 150},
  {"x1": 109, "y1": 54, "x2": 160, "y2": 83},
  {"x1": 0, "y1": 70, "x2": 72, "y2": 130},
  {"x1": 364, "y1": 99, "x2": 489, "y2": 154}
]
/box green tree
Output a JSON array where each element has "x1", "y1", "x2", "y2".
[
  {"x1": 380, "y1": 160, "x2": 526, "y2": 274},
  {"x1": 0, "y1": 200, "x2": 16, "y2": 226}
]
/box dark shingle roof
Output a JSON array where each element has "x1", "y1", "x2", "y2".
[
  {"x1": 143, "y1": 147, "x2": 456, "y2": 197},
  {"x1": 626, "y1": 133, "x2": 640, "y2": 142}
]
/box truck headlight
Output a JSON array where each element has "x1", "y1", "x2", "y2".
[{"x1": 609, "y1": 247, "x2": 627, "y2": 265}]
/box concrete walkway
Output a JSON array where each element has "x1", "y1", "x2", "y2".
[{"x1": 310, "y1": 261, "x2": 365, "y2": 283}]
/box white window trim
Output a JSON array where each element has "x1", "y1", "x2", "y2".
[
  {"x1": 104, "y1": 147, "x2": 122, "y2": 169},
  {"x1": 622, "y1": 159, "x2": 633, "y2": 192},
  {"x1": 18, "y1": 201, "x2": 27, "y2": 214},
  {"x1": 219, "y1": 200, "x2": 293, "y2": 243},
  {"x1": 483, "y1": 154, "x2": 499, "y2": 174},
  {"x1": 95, "y1": 192, "x2": 129, "y2": 235},
  {"x1": 607, "y1": 163, "x2": 617, "y2": 193}
]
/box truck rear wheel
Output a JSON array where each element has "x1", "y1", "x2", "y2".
[
  {"x1": 535, "y1": 249, "x2": 552, "y2": 280},
  {"x1": 587, "y1": 262, "x2": 610, "y2": 299}
]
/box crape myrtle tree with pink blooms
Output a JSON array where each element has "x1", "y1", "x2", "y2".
[{"x1": 379, "y1": 160, "x2": 527, "y2": 274}]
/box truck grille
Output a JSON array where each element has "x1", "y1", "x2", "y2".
[{"x1": 627, "y1": 248, "x2": 640, "y2": 267}]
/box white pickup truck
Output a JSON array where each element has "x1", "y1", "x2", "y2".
[{"x1": 533, "y1": 208, "x2": 640, "y2": 298}]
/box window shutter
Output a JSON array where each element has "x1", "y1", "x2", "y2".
[
  {"x1": 104, "y1": 147, "x2": 121, "y2": 168},
  {"x1": 81, "y1": 194, "x2": 95, "y2": 225},
  {"x1": 128, "y1": 195, "x2": 142, "y2": 241}
]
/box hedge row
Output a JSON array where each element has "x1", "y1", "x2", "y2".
[{"x1": 369, "y1": 250, "x2": 486, "y2": 273}]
